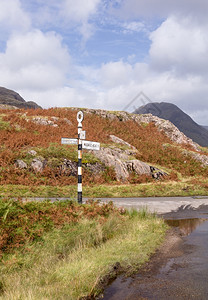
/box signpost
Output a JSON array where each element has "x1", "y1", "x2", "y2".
[{"x1": 61, "y1": 111, "x2": 100, "y2": 204}]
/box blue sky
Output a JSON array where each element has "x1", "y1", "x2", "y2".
[{"x1": 1, "y1": 0, "x2": 208, "y2": 124}]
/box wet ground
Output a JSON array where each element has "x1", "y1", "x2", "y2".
[{"x1": 101, "y1": 205, "x2": 208, "y2": 300}]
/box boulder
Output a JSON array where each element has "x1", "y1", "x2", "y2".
[
  {"x1": 31, "y1": 158, "x2": 45, "y2": 173},
  {"x1": 91, "y1": 147, "x2": 130, "y2": 180},
  {"x1": 91, "y1": 142, "x2": 167, "y2": 181},
  {"x1": 28, "y1": 150, "x2": 37, "y2": 156},
  {"x1": 60, "y1": 159, "x2": 77, "y2": 176},
  {"x1": 126, "y1": 160, "x2": 151, "y2": 175},
  {"x1": 14, "y1": 160, "x2": 27, "y2": 169}
]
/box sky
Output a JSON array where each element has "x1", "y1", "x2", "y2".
[{"x1": 0, "y1": 0, "x2": 208, "y2": 124}]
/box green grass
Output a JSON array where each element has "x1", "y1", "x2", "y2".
[
  {"x1": 33, "y1": 143, "x2": 99, "y2": 164},
  {"x1": 0, "y1": 205, "x2": 167, "y2": 299},
  {"x1": 0, "y1": 116, "x2": 10, "y2": 130},
  {"x1": 0, "y1": 179, "x2": 207, "y2": 199}
]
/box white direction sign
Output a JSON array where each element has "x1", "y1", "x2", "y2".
[
  {"x1": 82, "y1": 140, "x2": 100, "y2": 151},
  {"x1": 61, "y1": 138, "x2": 78, "y2": 145}
]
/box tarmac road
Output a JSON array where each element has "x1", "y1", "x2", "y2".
[
  {"x1": 23, "y1": 195, "x2": 208, "y2": 214},
  {"x1": 95, "y1": 195, "x2": 208, "y2": 214}
]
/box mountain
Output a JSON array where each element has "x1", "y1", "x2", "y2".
[
  {"x1": 134, "y1": 102, "x2": 208, "y2": 147},
  {"x1": 0, "y1": 86, "x2": 42, "y2": 109},
  {"x1": 203, "y1": 126, "x2": 208, "y2": 131}
]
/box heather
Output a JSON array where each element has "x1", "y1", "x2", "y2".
[{"x1": 0, "y1": 107, "x2": 207, "y2": 190}]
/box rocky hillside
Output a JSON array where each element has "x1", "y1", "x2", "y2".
[
  {"x1": 0, "y1": 86, "x2": 41, "y2": 109},
  {"x1": 0, "y1": 107, "x2": 207, "y2": 187},
  {"x1": 134, "y1": 102, "x2": 208, "y2": 147}
]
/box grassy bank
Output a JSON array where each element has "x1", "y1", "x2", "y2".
[
  {"x1": 0, "y1": 178, "x2": 208, "y2": 199},
  {"x1": 0, "y1": 199, "x2": 167, "y2": 299}
]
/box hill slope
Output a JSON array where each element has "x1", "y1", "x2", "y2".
[
  {"x1": 0, "y1": 107, "x2": 207, "y2": 189},
  {"x1": 0, "y1": 86, "x2": 41, "y2": 109},
  {"x1": 134, "y1": 102, "x2": 208, "y2": 147}
]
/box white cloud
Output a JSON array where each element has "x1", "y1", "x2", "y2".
[
  {"x1": 62, "y1": 0, "x2": 100, "y2": 22},
  {"x1": 115, "y1": 0, "x2": 208, "y2": 21},
  {"x1": 149, "y1": 16, "x2": 208, "y2": 75},
  {"x1": 61, "y1": 0, "x2": 101, "y2": 41},
  {"x1": 100, "y1": 61, "x2": 133, "y2": 88},
  {"x1": 68, "y1": 58, "x2": 208, "y2": 123},
  {"x1": 122, "y1": 21, "x2": 147, "y2": 34},
  {"x1": 0, "y1": 0, "x2": 208, "y2": 125},
  {"x1": 0, "y1": 0, "x2": 30, "y2": 33},
  {"x1": 0, "y1": 30, "x2": 71, "y2": 90}
]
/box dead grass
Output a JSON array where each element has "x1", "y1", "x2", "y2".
[
  {"x1": 0, "y1": 204, "x2": 167, "y2": 299},
  {"x1": 0, "y1": 107, "x2": 207, "y2": 187}
]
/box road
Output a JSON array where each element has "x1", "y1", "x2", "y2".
[
  {"x1": 22, "y1": 195, "x2": 208, "y2": 214},
  {"x1": 95, "y1": 195, "x2": 208, "y2": 214}
]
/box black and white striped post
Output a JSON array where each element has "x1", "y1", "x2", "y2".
[
  {"x1": 61, "y1": 111, "x2": 100, "y2": 204},
  {"x1": 77, "y1": 111, "x2": 84, "y2": 204}
]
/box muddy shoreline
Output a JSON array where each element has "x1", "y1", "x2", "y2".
[
  {"x1": 83, "y1": 205, "x2": 208, "y2": 300},
  {"x1": 80, "y1": 227, "x2": 182, "y2": 300},
  {"x1": 101, "y1": 212, "x2": 208, "y2": 300}
]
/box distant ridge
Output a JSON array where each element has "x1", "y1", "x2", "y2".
[
  {"x1": 134, "y1": 102, "x2": 208, "y2": 147},
  {"x1": 0, "y1": 87, "x2": 42, "y2": 109}
]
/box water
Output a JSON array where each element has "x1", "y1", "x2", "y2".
[{"x1": 102, "y1": 208, "x2": 208, "y2": 300}]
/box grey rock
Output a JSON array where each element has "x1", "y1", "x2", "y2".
[
  {"x1": 31, "y1": 116, "x2": 58, "y2": 127},
  {"x1": 28, "y1": 150, "x2": 37, "y2": 156},
  {"x1": 109, "y1": 135, "x2": 137, "y2": 151},
  {"x1": 84, "y1": 108, "x2": 201, "y2": 151},
  {"x1": 183, "y1": 150, "x2": 208, "y2": 167},
  {"x1": 91, "y1": 141, "x2": 167, "y2": 181},
  {"x1": 31, "y1": 158, "x2": 45, "y2": 173},
  {"x1": 132, "y1": 113, "x2": 200, "y2": 151},
  {"x1": 63, "y1": 118, "x2": 72, "y2": 125},
  {"x1": 84, "y1": 162, "x2": 105, "y2": 175},
  {"x1": 14, "y1": 160, "x2": 27, "y2": 169},
  {"x1": 150, "y1": 166, "x2": 168, "y2": 179},
  {"x1": 126, "y1": 160, "x2": 151, "y2": 175},
  {"x1": 91, "y1": 147, "x2": 129, "y2": 180},
  {"x1": 60, "y1": 159, "x2": 77, "y2": 176}
]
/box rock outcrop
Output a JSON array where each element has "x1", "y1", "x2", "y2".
[
  {"x1": 183, "y1": 150, "x2": 208, "y2": 167},
  {"x1": 90, "y1": 135, "x2": 167, "y2": 181},
  {"x1": 83, "y1": 108, "x2": 200, "y2": 151},
  {"x1": 134, "y1": 102, "x2": 208, "y2": 147},
  {"x1": 31, "y1": 116, "x2": 58, "y2": 127}
]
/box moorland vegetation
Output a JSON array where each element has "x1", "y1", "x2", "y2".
[{"x1": 0, "y1": 107, "x2": 207, "y2": 197}]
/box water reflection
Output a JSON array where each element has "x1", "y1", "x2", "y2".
[{"x1": 165, "y1": 218, "x2": 207, "y2": 236}]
